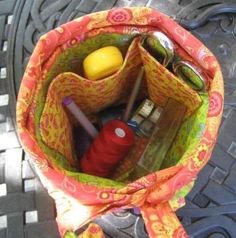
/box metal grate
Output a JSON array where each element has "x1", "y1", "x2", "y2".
[{"x1": 1, "y1": 0, "x2": 236, "y2": 237}]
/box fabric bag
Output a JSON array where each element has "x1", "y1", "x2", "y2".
[{"x1": 17, "y1": 7, "x2": 224, "y2": 238}]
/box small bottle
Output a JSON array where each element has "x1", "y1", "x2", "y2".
[{"x1": 130, "y1": 98, "x2": 186, "y2": 180}]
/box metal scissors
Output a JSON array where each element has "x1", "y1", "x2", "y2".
[{"x1": 142, "y1": 31, "x2": 207, "y2": 91}]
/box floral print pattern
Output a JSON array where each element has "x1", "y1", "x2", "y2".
[
  {"x1": 16, "y1": 7, "x2": 224, "y2": 238},
  {"x1": 107, "y1": 8, "x2": 133, "y2": 24},
  {"x1": 208, "y1": 91, "x2": 223, "y2": 117}
]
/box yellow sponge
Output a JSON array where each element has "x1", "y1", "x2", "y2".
[{"x1": 83, "y1": 46, "x2": 123, "y2": 81}]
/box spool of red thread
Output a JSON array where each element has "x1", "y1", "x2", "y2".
[{"x1": 80, "y1": 119, "x2": 135, "y2": 177}]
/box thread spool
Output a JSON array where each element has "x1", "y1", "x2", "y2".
[
  {"x1": 80, "y1": 120, "x2": 134, "y2": 177},
  {"x1": 138, "y1": 99, "x2": 155, "y2": 118},
  {"x1": 128, "y1": 99, "x2": 162, "y2": 137}
]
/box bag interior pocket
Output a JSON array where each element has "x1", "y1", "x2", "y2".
[
  {"x1": 39, "y1": 36, "x2": 143, "y2": 167},
  {"x1": 36, "y1": 32, "x2": 209, "y2": 182},
  {"x1": 111, "y1": 42, "x2": 208, "y2": 180},
  {"x1": 138, "y1": 42, "x2": 203, "y2": 117}
]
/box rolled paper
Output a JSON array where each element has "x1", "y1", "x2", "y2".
[
  {"x1": 63, "y1": 97, "x2": 98, "y2": 139},
  {"x1": 122, "y1": 67, "x2": 144, "y2": 122}
]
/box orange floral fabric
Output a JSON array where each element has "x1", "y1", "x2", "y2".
[
  {"x1": 78, "y1": 223, "x2": 105, "y2": 238},
  {"x1": 16, "y1": 7, "x2": 223, "y2": 238},
  {"x1": 40, "y1": 37, "x2": 142, "y2": 165},
  {"x1": 139, "y1": 43, "x2": 202, "y2": 117}
]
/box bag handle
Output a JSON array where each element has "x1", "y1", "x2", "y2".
[
  {"x1": 59, "y1": 166, "x2": 191, "y2": 238},
  {"x1": 64, "y1": 203, "x2": 188, "y2": 238},
  {"x1": 64, "y1": 223, "x2": 105, "y2": 237},
  {"x1": 140, "y1": 202, "x2": 188, "y2": 238}
]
